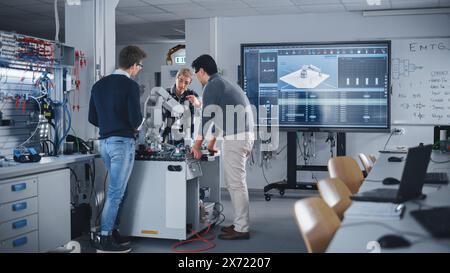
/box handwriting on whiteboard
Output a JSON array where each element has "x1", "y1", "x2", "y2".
[
  {"x1": 397, "y1": 69, "x2": 450, "y2": 123},
  {"x1": 392, "y1": 38, "x2": 450, "y2": 124},
  {"x1": 410, "y1": 42, "x2": 450, "y2": 52}
]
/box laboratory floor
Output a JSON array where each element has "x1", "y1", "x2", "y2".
[{"x1": 75, "y1": 189, "x2": 317, "y2": 253}]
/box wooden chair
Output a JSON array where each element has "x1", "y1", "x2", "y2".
[
  {"x1": 294, "y1": 197, "x2": 341, "y2": 253},
  {"x1": 328, "y1": 156, "x2": 364, "y2": 194},
  {"x1": 317, "y1": 178, "x2": 352, "y2": 219},
  {"x1": 358, "y1": 153, "x2": 374, "y2": 174}
]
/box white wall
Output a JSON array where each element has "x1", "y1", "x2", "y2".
[
  {"x1": 186, "y1": 12, "x2": 450, "y2": 189},
  {"x1": 116, "y1": 43, "x2": 182, "y2": 91},
  {"x1": 185, "y1": 18, "x2": 218, "y2": 94},
  {"x1": 65, "y1": 0, "x2": 118, "y2": 141},
  {"x1": 65, "y1": 1, "x2": 96, "y2": 141},
  {"x1": 65, "y1": 0, "x2": 118, "y2": 220}
]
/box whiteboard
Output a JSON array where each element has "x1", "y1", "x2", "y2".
[{"x1": 391, "y1": 38, "x2": 450, "y2": 125}]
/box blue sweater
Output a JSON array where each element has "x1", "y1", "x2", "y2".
[{"x1": 88, "y1": 74, "x2": 143, "y2": 139}]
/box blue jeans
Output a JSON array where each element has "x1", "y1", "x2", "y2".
[{"x1": 99, "y1": 136, "x2": 135, "y2": 236}]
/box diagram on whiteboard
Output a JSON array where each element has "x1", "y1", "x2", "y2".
[
  {"x1": 391, "y1": 38, "x2": 450, "y2": 125},
  {"x1": 280, "y1": 64, "x2": 330, "y2": 88},
  {"x1": 392, "y1": 58, "x2": 423, "y2": 80}
]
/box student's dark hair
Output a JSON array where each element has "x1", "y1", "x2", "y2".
[
  {"x1": 119, "y1": 45, "x2": 147, "y2": 69},
  {"x1": 191, "y1": 54, "x2": 218, "y2": 75}
]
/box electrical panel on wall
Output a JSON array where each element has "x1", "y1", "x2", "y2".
[
  {"x1": 0, "y1": 32, "x2": 75, "y2": 67},
  {"x1": 0, "y1": 30, "x2": 77, "y2": 161}
]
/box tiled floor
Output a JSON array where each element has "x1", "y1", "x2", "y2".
[{"x1": 75, "y1": 189, "x2": 317, "y2": 253}]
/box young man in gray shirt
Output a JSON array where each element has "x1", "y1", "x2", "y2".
[{"x1": 191, "y1": 54, "x2": 254, "y2": 240}]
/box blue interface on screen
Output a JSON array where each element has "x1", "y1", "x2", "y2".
[{"x1": 241, "y1": 42, "x2": 390, "y2": 131}]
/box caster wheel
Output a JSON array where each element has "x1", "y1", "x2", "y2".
[
  {"x1": 279, "y1": 190, "x2": 285, "y2": 196},
  {"x1": 265, "y1": 194, "x2": 271, "y2": 201}
]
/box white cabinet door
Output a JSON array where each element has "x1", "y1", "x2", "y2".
[{"x1": 38, "y1": 169, "x2": 70, "y2": 252}]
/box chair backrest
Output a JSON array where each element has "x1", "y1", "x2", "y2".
[
  {"x1": 294, "y1": 197, "x2": 341, "y2": 253},
  {"x1": 358, "y1": 153, "x2": 373, "y2": 174},
  {"x1": 328, "y1": 156, "x2": 364, "y2": 194},
  {"x1": 317, "y1": 178, "x2": 352, "y2": 219}
]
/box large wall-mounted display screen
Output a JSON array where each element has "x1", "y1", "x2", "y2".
[{"x1": 241, "y1": 41, "x2": 391, "y2": 131}]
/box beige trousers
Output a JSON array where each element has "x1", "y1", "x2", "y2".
[{"x1": 222, "y1": 133, "x2": 254, "y2": 233}]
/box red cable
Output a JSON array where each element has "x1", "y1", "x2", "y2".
[
  {"x1": 15, "y1": 96, "x2": 20, "y2": 109},
  {"x1": 171, "y1": 224, "x2": 216, "y2": 253},
  {"x1": 71, "y1": 51, "x2": 78, "y2": 111},
  {"x1": 73, "y1": 49, "x2": 82, "y2": 112},
  {"x1": 22, "y1": 97, "x2": 27, "y2": 113},
  {"x1": 50, "y1": 44, "x2": 55, "y2": 79}
]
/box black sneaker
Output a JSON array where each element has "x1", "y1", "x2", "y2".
[
  {"x1": 95, "y1": 235, "x2": 131, "y2": 253},
  {"x1": 112, "y1": 229, "x2": 131, "y2": 246}
]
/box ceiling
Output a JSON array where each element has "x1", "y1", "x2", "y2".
[{"x1": 0, "y1": 0, "x2": 449, "y2": 44}]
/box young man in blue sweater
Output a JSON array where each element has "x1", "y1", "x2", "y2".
[{"x1": 88, "y1": 45, "x2": 146, "y2": 253}]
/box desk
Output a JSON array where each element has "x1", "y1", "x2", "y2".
[
  {"x1": 327, "y1": 151, "x2": 450, "y2": 253},
  {"x1": 0, "y1": 154, "x2": 96, "y2": 252},
  {"x1": 0, "y1": 154, "x2": 96, "y2": 180}
]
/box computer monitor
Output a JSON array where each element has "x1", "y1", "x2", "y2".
[
  {"x1": 397, "y1": 144, "x2": 432, "y2": 202},
  {"x1": 351, "y1": 144, "x2": 432, "y2": 203},
  {"x1": 241, "y1": 41, "x2": 391, "y2": 132}
]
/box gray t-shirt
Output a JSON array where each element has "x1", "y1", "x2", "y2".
[{"x1": 201, "y1": 73, "x2": 254, "y2": 137}]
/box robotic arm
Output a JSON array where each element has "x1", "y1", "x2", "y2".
[
  {"x1": 154, "y1": 87, "x2": 184, "y2": 118},
  {"x1": 139, "y1": 87, "x2": 185, "y2": 146}
]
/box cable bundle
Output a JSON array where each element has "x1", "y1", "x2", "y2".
[{"x1": 171, "y1": 224, "x2": 217, "y2": 253}]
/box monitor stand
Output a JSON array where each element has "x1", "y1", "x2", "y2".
[{"x1": 263, "y1": 131, "x2": 346, "y2": 201}]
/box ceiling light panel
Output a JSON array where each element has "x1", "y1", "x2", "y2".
[
  {"x1": 142, "y1": 0, "x2": 193, "y2": 4},
  {"x1": 193, "y1": 0, "x2": 250, "y2": 10},
  {"x1": 301, "y1": 4, "x2": 346, "y2": 12},
  {"x1": 117, "y1": 0, "x2": 150, "y2": 8},
  {"x1": 291, "y1": 0, "x2": 342, "y2": 5},
  {"x1": 119, "y1": 6, "x2": 166, "y2": 15},
  {"x1": 243, "y1": 0, "x2": 296, "y2": 7},
  {"x1": 391, "y1": 0, "x2": 440, "y2": 9}
]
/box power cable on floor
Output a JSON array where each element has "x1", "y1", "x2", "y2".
[
  {"x1": 171, "y1": 201, "x2": 225, "y2": 253},
  {"x1": 171, "y1": 224, "x2": 216, "y2": 253},
  {"x1": 214, "y1": 202, "x2": 226, "y2": 226}
]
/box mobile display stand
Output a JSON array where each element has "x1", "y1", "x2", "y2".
[{"x1": 263, "y1": 131, "x2": 346, "y2": 201}]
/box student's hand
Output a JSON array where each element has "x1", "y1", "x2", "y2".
[
  {"x1": 186, "y1": 95, "x2": 201, "y2": 108},
  {"x1": 191, "y1": 145, "x2": 202, "y2": 160},
  {"x1": 207, "y1": 137, "x2": 217, "y2": 154},
  {"x1": 207, "y1": 144, "x2": 218, "y2": 154}
]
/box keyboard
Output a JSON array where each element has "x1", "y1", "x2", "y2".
[
  {"x1": 424, "y1": 172, "x2": 449, "y2": 184},
  {"x1": 351, "y1": 188, "x2": 399, "y2": 203},
  {"x1": 411, "y1": 207, "x2": 450, "y2": 238},
  {"x1": 345, "y1": 202, "x2": 405, "y2": 219},
  {"x1": 379, "y1": 149, "x2": 408, "y2": 154}
]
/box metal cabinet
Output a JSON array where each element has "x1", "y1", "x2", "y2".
[
  {"x1": 0, "y1": 231, "x2": 38, "y2": 253},
  {"x1": 119, "y1": 155, "x2": 221, "y2": 240},
  {"x1": 37, "y1": 169, "x2": 71, "y2": 252},
  {"x1": 0, "y1": 177, "x2": 38, "y2": 205},
  {"x1": 0, "y1": 197, "x2": 38, "y2": 224},
  {"x1": 0, "y1": 175, "x2": 39, "y2": 253},
  {"x1": 0, "y1": 169, "x2": 70, "y2": 253}
]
